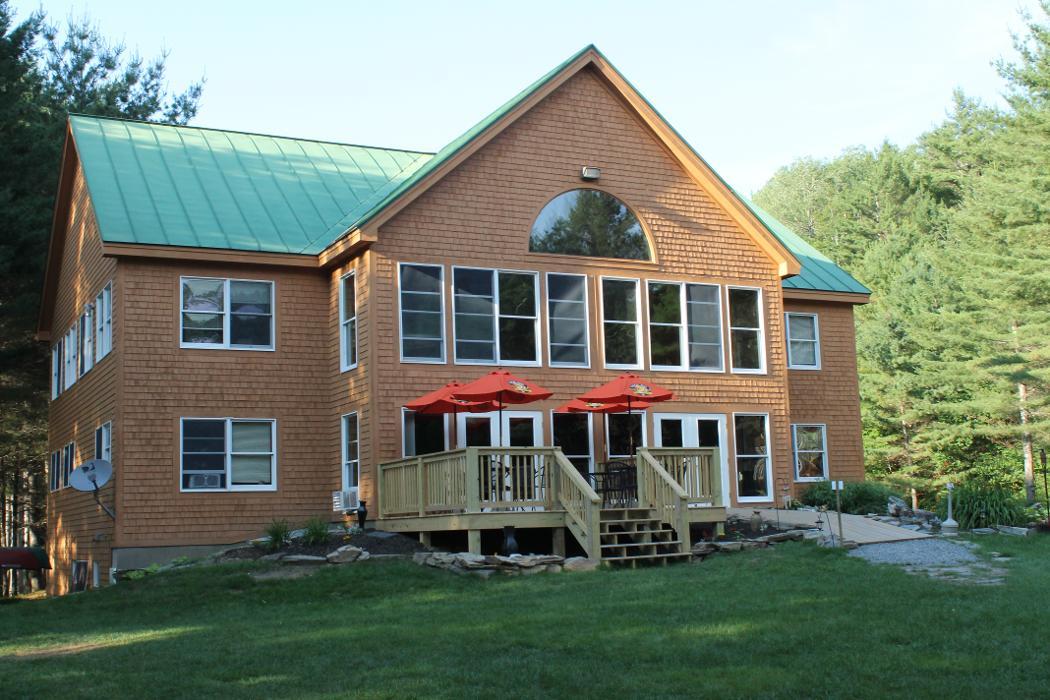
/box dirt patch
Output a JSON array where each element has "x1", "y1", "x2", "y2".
[{"x1": 217, "y1": 531, "x2": 428, "y2": 562}]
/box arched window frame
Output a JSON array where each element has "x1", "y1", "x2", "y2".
[{"x1": 527, "y1": 188, "x2": 656, "y2": 263}]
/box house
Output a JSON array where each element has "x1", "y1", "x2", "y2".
[{"x1": 38, "y1": 46, "x2": 869, "y2": 594}]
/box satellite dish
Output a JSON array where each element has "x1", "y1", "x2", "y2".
[{"x1": 69, "y1": 459, "x2": 113, "y2": 492}]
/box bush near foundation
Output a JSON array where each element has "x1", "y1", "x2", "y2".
[{"x1": 800, "y1": 481, "x2": 903, "y2": 515}]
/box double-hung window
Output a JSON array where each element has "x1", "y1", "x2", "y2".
[
  {"x1": 95, "y1": 283, "x2": 112, "y2": 360},
  {"x1": 49, "y1": 451, "x2": 60, "y2": 491},
  {"x1": 786, "y1": 313, "x2": 821, "y2": 369},
  {"x1": 339, "y1": 272, "x2": 358, "y2": 371},
  {"x1": 62, "y1": 442, "x2": 75, "y2": 489},
  {"x1": 81, "y1": 305, "x2": 94, "y2": 375},
  {"x1": 181, "y1": 418, "x2": 276, "y2": 491},
  {"x1": 342, "y1": 413, "x2": 360, "y2": 491},
  {"x1": 546, "y1": 273, "x2": 589, "y2": 367},
  {"x1": 181, "y1": 277, "x2": 274, "y2": 350},
  {"x1": 734, "y1": 414, "x2": 771, "y2": 500},
  {"x1": 64, "y1": 325, "x2": 77, "y2": 390},
  {"x1": 727, "y1": 286, "x2": 765, "y2": 373},
  {"x1": 453, "y1": 267, "x2": 539, "y2": 365},
  {"x1": 601, "y1": 277, "x2": 641, "y2": 368},
  {"x1": 95, "y1": 422, "x2": 112, "y2": 462},
  {"x1": 648, "y1": 281, "x2": 724, "y2": 371},
  {"x1": 792, "y1": 424, "x2": 828, "y2": 481},
  {"x1": 399, "y1": 263, "x2": 445, "y2": 362},
  {"x1": 51, "y1": 340, "x2": 62, "y2": 399}
]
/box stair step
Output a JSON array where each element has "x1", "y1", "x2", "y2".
[
  {"x1": 600, "y1": 508, "x2": 656, "y2": 520},
  {"x1": 601, "y1": 540, "x2": 682, "y2": 550},
  {"x1": 601, "y1": 552, "x2": 692, "y2": 563},
  {"x1": 600, "y1": 530, "x2": 675, "y2": 541},
  {"x1": 600, "y1": 518, "x2": 661, "y2": 526}
]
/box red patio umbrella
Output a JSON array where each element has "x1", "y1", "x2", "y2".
[
  {"x1": 404, "y1": 382, "x2": 503, "y2": 448},
  {"x1": 453, "y1": 371, "x2": 553, "y2": 446},
  {"x1": 578, "y1": 374, "x2": 674, "y2": 455}
]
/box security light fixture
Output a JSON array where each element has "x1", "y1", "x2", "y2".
[{"x1": 580, "y1": 166, "x2": 601, "y2": 181}]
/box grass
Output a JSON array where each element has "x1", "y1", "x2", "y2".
[{"x1": 3, "y1": 537, "x2": 1050, "y2": 699}]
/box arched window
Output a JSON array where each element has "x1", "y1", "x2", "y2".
[{"x1": 529, "y1": 189, "x2": 651, "y2": 261}]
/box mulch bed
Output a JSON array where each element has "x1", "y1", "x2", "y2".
[{"x1": 218, "y1": 532, "x2": 428, "y2": 562}]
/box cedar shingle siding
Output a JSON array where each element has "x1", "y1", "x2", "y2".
[{"x1": 44, "y1": 58, "x2": 866, "y2": 594}]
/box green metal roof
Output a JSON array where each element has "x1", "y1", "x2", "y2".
[
  {"x1": 69, "y1": 114, "x2": 432, "y2": 255},
  {"x1": 68, "y1": 45, "x2": 868, "y2": 295}
]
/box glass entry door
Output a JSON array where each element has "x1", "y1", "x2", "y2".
[
  {"x1": 457, "y1": 411, "x2": 542, "y2": 448},
  {"x1": 653, "y1": 413, "x2": 729, "y2": 504},
  {"x1": 458, "y1": 411, "x2": 545, "y2": 510}
]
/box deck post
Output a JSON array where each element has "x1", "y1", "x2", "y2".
[
  {"x1": 467, "y1": 529, "x2": 481, "y2": 554},
  {"x1": 419, "y1": 531, "x2": 431, "y2": 547},
  {"x1": 416, "y1": 456, "x2": 425, "y2": 517},
  {"x1": 465, "y1": 447, "x2": 480, "y2": 513},
  {"x1": 709, "y1": 449, "x2": 722, "y2": 506},
  {"x1": 551, "y1": 526, "x2": 565, "y2": 556}
]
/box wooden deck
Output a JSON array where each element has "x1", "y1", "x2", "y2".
[
  {"x1": 376, "y1": 446, "x2": 726, "y2": 561},
  {"x1": 730, "y1": 507, "x2": 932, "y2": 545}
]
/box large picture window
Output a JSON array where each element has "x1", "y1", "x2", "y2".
[
  {"x1": 786, "y1": 313, "x2": 821, "y2": 370},
  {"x1": 546, "y1": 273, "x2": 589, "y2": 367},
  {"x1": 181, "y1": 277, "x2": 274, "y2": 350},
  {"x1": 339, "y1": 272, "x2": 358, "y2": 370},
  {"x1": 647, "y1": 281, "x2": 724, "y2": 371},
  {"x1": 342, "y1": 413, "x2": 360, "y2": 491},
  {"x1": 453, "y1": 267, "x2": 539, "y2": 365},
  {"x1": 793, "y1": 424, "x2": 828, "y2": 481},
  {"x1": 399, "y1": 263, "x2": 445, "y2": 362},
  {"x1": 529, "y1": 189, "x2": 651, "y2": 261},
  {"x1": 181, "y1": 418, "x2": 276, "y2": 491},
  {"x1": 734, "y1": 414, "x2": 770, "y2": 500},
  {"x1": 728, "y1": 287, "x2": 765, "y2": 373},
  {"x1": 601, "y1": 278, "x2": 641, "y2": 369}
]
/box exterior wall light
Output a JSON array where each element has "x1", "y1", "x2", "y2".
[{"x1": 580, "y1": 166, "x2": 601, "y2": 181}]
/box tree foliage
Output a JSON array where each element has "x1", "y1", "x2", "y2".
[{"x1": 755, "y1": 1, "x2": 1050, "y2": 502}]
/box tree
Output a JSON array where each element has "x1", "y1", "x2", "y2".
[{"x1": 0, "y1": 1, "x2": 202, "y2": 592}]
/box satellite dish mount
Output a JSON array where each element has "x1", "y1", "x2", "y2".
[{"x1": 69, "y1": 459, "x2": 116, "y2": 520}]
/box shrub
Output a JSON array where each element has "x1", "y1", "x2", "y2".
[
  {"x1": 800, "y1": 480, "x2": 902, "y2": 515},
  {"x1": 263, "y1": 519, "x2": 291, "y2": 552},
  {"x1": 302, "y1": 517, "x2": 331, "y2": 546},
  {"x1": 936, "y1": 483, "x2": 1026, "y2": 529}
]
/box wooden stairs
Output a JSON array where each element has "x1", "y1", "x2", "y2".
[{"x1": 599, "y1": 507, "x2": 691, "y2": 567}]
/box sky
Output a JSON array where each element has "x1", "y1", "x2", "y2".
[{"x1": 12, "y1": 0, "x2": 1040, "y2": 194}]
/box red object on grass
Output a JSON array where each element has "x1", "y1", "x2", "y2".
[
  {"x1": 577, "y1": 374, "x2": 674, "y2": 404},
  {"x1": 0, "y1": 547, "x2": 51, "y2": 571},
  {"x1": 453, "y1": 371, "x2": 553, "y2": 405}
]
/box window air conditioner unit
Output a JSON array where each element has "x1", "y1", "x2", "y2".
[
  {"x1": 332, "y1": 489, "x2": 360, "y2": 512},
  {"x1": 189, "y1": 474, "x2": 222, "y2": 489}
]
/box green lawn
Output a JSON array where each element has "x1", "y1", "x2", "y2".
[{"x1": 3, "y1": 537, "x2": 1049, "y2": 699}]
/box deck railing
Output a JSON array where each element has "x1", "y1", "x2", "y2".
[
  {"x1": 635, "y1": 449, "x2": 691, "y2": 554},
  {"x1": 552, "y1": 450, "x2": 602, "y2": 558},
  {"x1": 643, "y1": 447, "x2": 721, "y2": 506}
]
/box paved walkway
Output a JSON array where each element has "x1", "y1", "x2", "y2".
[{"x1": 728, "y1": 507, "x2": 931, "y2": 545}]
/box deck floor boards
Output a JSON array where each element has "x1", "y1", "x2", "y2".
[{"x1": 728, "y1": 508, "x2": 931, "y2": 545}]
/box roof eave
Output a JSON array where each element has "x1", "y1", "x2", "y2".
[{"x1": 36, "y1": 122, "x2": 78, "y2": 341}]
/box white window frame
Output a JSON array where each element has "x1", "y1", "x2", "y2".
[
  {"x1": 341, "y1": 412, "x2": 360, "y2": 492},
  {"x1": 545, "y1": 272, "x2": 590, "y2": 368},
  {"x1": 727, "y1": 285, "x2": 767, "y2": 375},
  {"x1": 62, "y1": 442, "x2": 75, "y2": 489},
  {"x1": 451, "y1": 266, "x2": 541, "y2": 367},
  {"x1": 179, "y1": 418, "x2": 277, "y2": 492},
  {"x1": 63, "y1": 325, "x2": 78, "y2": 390},
  {"x1": 732, "y1": 412, "x2": 773, "y2": 503},
  {"x1": 599, "y1": 276, "x2": 643, "y2": 370},
  {"x1": 95, "y1": 422, "x2": 112, "y2": 462},
  {"x1": 645, "y1": 279, "x2": 686, "y2": 371},
  {"x1": 339, "y1": 270, "x2": 358, "y2": 372},
  {"x1": 81, "y1": 304, "x2": 94, "y2": 375},
  {"x1": 397, "y1": 262, "x2": 447, "y2": 364},
  {"x1": 792, "y1": 423, "x2": 829, "y2": 482},
  {"x1": 179, "y1": 277, "x2": 275, "y2": 351},
  {"x1": 49, "y1": 451, "x2": 60, "y2": 491},
  {"x1": 51, "y1": 341, "x2": 62, "y2": 399},
  {"x1": 786, "y1": 312, "x2": 821, "y2": 370},
  {"x1": 550, "y1": 410, "x2": 594, "y2": 475},
  {"x1": 604, "y1": 411, "x2": 648, "y2": 459},
  {"x1": 401, "y1": 408, "x2": 450, "y2": 457},
  {"x1": 95, "y1": 282, "x2": 112, "y2": 361}
]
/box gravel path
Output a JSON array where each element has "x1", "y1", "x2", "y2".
[{"x1": 848, "y1": 539, "x2": 978, "y2": 566}]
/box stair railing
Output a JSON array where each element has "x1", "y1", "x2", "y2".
[
  {"x1": 552, "y1": 451, "x2": 602, "y2": 559},
  {"x1": 635, "y1": 448, "x2": 691, "y2": 554}
]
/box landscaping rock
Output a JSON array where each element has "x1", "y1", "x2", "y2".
[
  {"x1": 282, "y1": 554, "x2": 326, "y2": 565},
  {"x1": 326, "y1": 545, "x2": 364, "y2": 564},
  {"x1": 415, "y1": 551, "x2": 564, "y2": 576},
  {"x1": 994, "y1": 525, "x2": 1031, "y2": 537},
  {"x1": 887, "y1": 496, "x2": 908, "y2": 516},
  {"x1": 972, "y1": 528, "x2": 996, "y2": 535},
  {"x1": 691, "y1": 542, "x2": 718, "y2": 557},
  {"x1": 260, "y1": 552, "x2": 285, "y2": 562},
  {"x1": 714, "y1": 542, "x2": 743, "y2": 553},
  {"x1": 563, "y1": 557, "x2": 600, "y2": 572}
]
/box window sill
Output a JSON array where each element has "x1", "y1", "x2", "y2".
[
  {"x1": 737, "y1": 496, "x2": 774, "y2": 503},
  {"x1": 180, "y1": 344, "x2": 276, "y2": 352},
  {"x1": 453, "y1": 359, "x2": 542, "y2": 368},
  {"x1": 794, "y1": 476, "x2": 828, "y2": 483},
  {"x1": 400, "y1": 356, "x2": 447, "y2": 365},
  {"x1": 649, "y1": 365, "x2": 726, "y2": 374},
  {"x1": 179, "y1": 486, "x2": 278, "y2": 493},
  {"x1": 340, "y1": 363, "x2": 360, "y2": 373},
  {"x1": 787, "y1": 365, "x2": 821, "y2": 371},
  {"x1": 730, "y1": 368, "x2": 768, "y2": 376}
]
